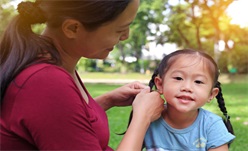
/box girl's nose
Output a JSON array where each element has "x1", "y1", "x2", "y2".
[{"x1": 180, "y1": 81, "x2": 193, "y2": 93}]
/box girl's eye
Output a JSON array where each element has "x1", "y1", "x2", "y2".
[
  {"x1": 195, "y1": 80, "x2": 204, "y2": 84},
  {"x1": 173, "y1": 77, "x2": 183, "y2": 81}
]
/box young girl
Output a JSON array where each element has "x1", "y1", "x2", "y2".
[
  {"x1": 143, "y1": 49, "x2": 235, "y2": 151},
  {"x1": 0, "y1": 0, "x2": 164, "y2": 150}
]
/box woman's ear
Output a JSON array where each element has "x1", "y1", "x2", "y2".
[
  {"x1": 208, "y1": 88, "x2": 219, "y2": 103},
  {"x1": 61, "y1": 19, "x2": 80, "y2": 39},
  {"x1": 154, "y1": 76, "x2": 163, "y2": 94}
]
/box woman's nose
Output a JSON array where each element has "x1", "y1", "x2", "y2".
[{"x1": 119, "y1": 29, "x2": 130, "y2": 41}]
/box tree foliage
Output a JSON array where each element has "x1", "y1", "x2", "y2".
[
  {"x1": 1, "y1": 0, "x2": 247, "y2": 73},
  {"x1": 0, "y1": 0, "x2": 16, "y2": 38},
  {"x1": 150, "y1": 0, "x2": 248, "y2": 73}
]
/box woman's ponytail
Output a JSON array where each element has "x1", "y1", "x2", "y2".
[{"x1": 0, "y1": 1, "x2": 60, "y2": 102}]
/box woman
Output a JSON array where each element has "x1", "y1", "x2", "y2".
[{"x1": 0, "y1": 0, "x2": 164, "y2": 150}]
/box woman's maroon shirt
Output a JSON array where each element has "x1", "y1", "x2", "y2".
[{"x1": 0, "y1": 63, "x2": 113, "y2": 150}]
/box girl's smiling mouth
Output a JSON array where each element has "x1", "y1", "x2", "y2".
[{"x1": 177, "y1": 95, "x2": 194, "y2": 103}]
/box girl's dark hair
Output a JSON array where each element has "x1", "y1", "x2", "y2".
[
  {"x1": 0, "y1": 0, "x2": 132, "y2": 102},
  {"x1": 149, "y1": 49, "x2": 234, "y2": 145}
]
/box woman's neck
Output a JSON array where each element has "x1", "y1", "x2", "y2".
[{"x1": 43, "y1": 28, "x2": 79, "y2": 75}]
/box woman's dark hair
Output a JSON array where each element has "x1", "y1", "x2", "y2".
[
  {"x1": 0, "y1": 0, "x2": 132, "y2": 102},
  {"x1": 38, "y1": 0, "x2": 132, "y2": 31},
  {"x1": 148, "y1": 48, "x2": 234, "y2": 145}
]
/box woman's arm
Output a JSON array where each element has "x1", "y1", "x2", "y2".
[
  {"x1": 116, "y1": 111, "x2": 150, "y2": 151},
  {"x1": 95, "y1": 82, "x2": 164, "y2": 150},
  {"x1": 116, "y1": 88, "x2": 164, "y2": 151}
]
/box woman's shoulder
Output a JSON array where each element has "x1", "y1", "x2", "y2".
[
  {"x1": 19, "y1": 63, "x2": 69, "y2": 77},
  {"x1": 14, "y1": 63, "x2": 71, "y2": 86},
  {"x1": 9, "y1": 63, "x2": 82, "y2": 107}
]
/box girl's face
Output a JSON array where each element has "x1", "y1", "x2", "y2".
[
  {"x1": 155, "y1": 55, "x2": 219, "y2": 113},
  {"x1": 72, "y1": 0, "x2": 140, "y2": 59}
]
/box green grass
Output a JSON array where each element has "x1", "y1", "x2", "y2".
[
  {"x1": 83, "y1": 74, "x2": 248, "y2": 150},
  {"x1": 84, "y1": 83, "x2": 128, "y2": 148},
  {"x1": 203, "y1": 83, "x2": 248, "y2": 151},
  {"x1": 79, "y1": 72, "x2": 248, "y2": 82},
  {"x1": 79, "y1": 71, "x2": 152, "y2": 80}
]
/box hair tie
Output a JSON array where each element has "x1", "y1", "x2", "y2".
[{"x1": 17, "y1": 1, "x2": 46, "y2": 25}]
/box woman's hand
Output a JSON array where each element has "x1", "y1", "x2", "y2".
[
  {"x1": 132, "y1": 87, "x2": 164, "y2": 123},
  {"x1": 95, "y1": 81, "x2": 148, "y2": 110}
]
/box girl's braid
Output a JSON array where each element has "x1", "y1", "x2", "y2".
[
  {"x1": 149, "y1": 68, "x2": 159, "y2": 90},
  {"x1": 215, "y1": 81, "x2": 234, "y2": 137}
]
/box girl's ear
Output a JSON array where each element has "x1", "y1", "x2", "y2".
[
  {"x1": 154, "y1": 76, "x2": 163, "y2": 94},
  {"x1": 208, "y1": 88, "x2": 219, "y2": 102},
  {"x1": 62, "y1": 19, "x2": 81, "y2": 39}
]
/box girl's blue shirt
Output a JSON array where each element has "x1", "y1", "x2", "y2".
[{"x1": 143, "y1": 107, "x2": 235, "y2": 151}]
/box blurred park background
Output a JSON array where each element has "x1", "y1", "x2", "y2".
[
  {"x1": 1, "y1": 0, "x2": 248, "y2": 150},
  {"x1": 1, "y1": 0, "x2": 248, "y2": 74}
]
